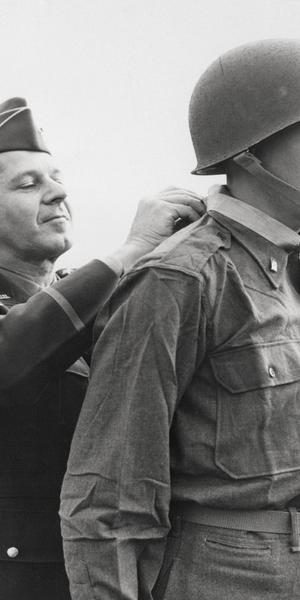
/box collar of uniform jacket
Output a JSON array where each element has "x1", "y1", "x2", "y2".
[
  {"x1": 0, "y1": 266, "x2": 41, "y2": 301},
  {"x1": 207, "y1": 185, "x2": 300, "y2": 288},
  {"x1": 0, "y1": 265, "x2": 58, "y2": 303}
]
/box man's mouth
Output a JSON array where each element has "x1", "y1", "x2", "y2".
[{"x1": 43, "y1": 215, "x2": 70, "y2": 223}]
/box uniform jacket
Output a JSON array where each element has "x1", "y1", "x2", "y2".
[{"x1": 0, "y1": 260, "x2": 117, "y2": 565}]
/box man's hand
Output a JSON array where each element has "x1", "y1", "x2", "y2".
[
  {"x1": 126, "y1": 186, "x2": 206, "y2": 252},
  {"x1": 104, "y1": 187, "x2": 206, "y2": 274}
]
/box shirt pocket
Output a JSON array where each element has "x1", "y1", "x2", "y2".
[{"x1": 210, "y1": 340, "x2": 300, "y2": 479}]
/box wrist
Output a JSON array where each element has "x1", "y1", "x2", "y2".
[
  {"x1": 112, "y1": 240, "x2": 153, "y2": 273},
  {"x1": 101, "y1": 254, "x2": 124, "y2": 277}
]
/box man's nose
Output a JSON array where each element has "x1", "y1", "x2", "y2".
[{"x1": 43, "y1": 178, "x2": 67, "y2": 205}]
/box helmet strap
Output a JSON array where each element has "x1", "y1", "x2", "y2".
[{"x1": 233, "y1": 150, "x2": 300, "y2": 211}]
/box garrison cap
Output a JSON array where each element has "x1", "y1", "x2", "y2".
[{"x1": 0, "y1": 97, "x2": 50, "y2": 154}]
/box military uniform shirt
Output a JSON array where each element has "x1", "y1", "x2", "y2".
[{"x1": 61, "y1": 190, "x2": 300, "y2": 599}]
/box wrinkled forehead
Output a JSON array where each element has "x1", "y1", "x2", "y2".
[{"x1": 0, "y1": 150, "x2": 60, "y2": 179}]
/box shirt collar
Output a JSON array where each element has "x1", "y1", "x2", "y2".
[
  {"x1": 207, "y1": 185, "x2": 300, "y2": 251},
  {"x1": 206, "y1": 186, "x2": 297, "y2": 289}
]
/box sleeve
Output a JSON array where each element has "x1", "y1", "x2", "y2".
[
  {"x1": 0, "y1": 260, "x2": 118, "y2": 392},
  {"x1": 60, "y1": 266, "x2": 206, "y2": 600}
]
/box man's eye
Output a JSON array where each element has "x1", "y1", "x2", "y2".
[{"x1": 20, "y1": 180, "x2": 36, "y2": 188}]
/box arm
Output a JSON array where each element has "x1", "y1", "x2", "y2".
[
  {"x1": 0, "y1": 187, "x2": 205, "y2": 391},
  {"x1": 0, "y1": 260, "x2": 117, "y2": 390},
  {"x1": 60, "y1": 266, "x2": 206, "y2": 600}
]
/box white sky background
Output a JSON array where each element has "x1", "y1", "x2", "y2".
[{"x1": 0, "y1": 0, "x2": 300, "y2": 266}]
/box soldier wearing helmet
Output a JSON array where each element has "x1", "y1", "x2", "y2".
[{"x1": 61, "y1": 39, "x2": 300, "y2": 600}]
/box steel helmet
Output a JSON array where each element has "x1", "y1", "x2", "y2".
[{"x1": 189, "y1": 39, "x2": 300, "y2": 174}]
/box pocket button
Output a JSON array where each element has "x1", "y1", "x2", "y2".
[
  {"x1": 7, "y1": 547, "x2": 19, "y2": 558},
  {"x1": 268, "y1": 366, "x2": 276, "y2": 378}
]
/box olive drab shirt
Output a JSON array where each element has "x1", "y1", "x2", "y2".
[
  {"x1": 0, "y1": 260, "x2": 117, "y2": 563},
  {"x1": 61, "y1": 188, "x2": 300, "y2": 600}
]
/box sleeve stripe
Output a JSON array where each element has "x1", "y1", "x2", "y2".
[{"x1": 44, "y1": 288, "x2": 85, "y2": 332}]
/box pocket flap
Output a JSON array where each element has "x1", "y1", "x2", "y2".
[
  {"x1": 0, "y1": 509, "x2": 63, "y2": 562},
  {"x1": 210, "y1": 340, "x2": 300, "y2": 393}
]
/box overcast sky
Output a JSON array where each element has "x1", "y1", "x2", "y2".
[{"x1": 1, "y1": 0, "x2": 300, "y2": 266}]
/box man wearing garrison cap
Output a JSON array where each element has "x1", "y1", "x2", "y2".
[
  {"x1": 61, "y1": 39, "x2": 300, "y2": 600},
  {"x1": 0, "y1": 97, "x2": 203, "y2": 600}
]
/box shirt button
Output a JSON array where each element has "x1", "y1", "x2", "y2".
[
  {"x1": 268, "y1": 367, "x2": 276, "y2": 378},
  {"x1": 6, "y1": 547, "x2": 19, "y2": 558}
]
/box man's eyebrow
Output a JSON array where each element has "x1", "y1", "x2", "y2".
[{"x1": 9, "y1": 170, "x2": 40, "y2": 184}]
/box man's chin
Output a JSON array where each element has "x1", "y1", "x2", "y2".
[{"x1": 44, "y1": 235, "x2": 74, "y2": 262}]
